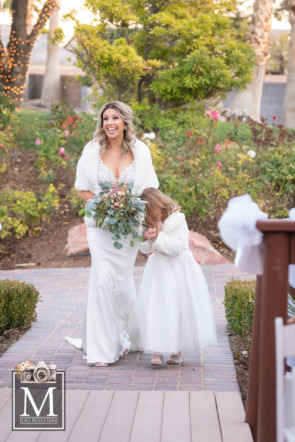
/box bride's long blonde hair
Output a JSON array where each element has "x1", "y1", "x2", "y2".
[{"x1": 93, "y1": 101, "x2": 136, "y2": 156}]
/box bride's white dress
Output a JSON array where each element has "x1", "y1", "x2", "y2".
[{"x1": 65, "y1": 156, "x2": 141, "y2": 364}]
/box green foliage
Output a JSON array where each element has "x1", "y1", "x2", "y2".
[
  {"x1": 0, "y1": 280, "x2": 40, "y2": 333},
  {"x1": 0, "y1": 87, "x2": 15, "y2": 130},
  {"x1": 0, "y1": 184, "x2": 60, "y2": 240},
  {"x1": 68, "y1": 0, "x2": 254, "y2": 105},
  {"x1": 224, "y1": 280, "x2": 256, "y2": 337},
  {"x1": 13, "y1": 104, "x2": 96, "y2": 179},
  {"x1": 85, "y1": 182, "x2": 145, "y2": 248},
  {"x1": 145, "y1": 110, "x2": 295, "y2": 222},
  {"x1": 66, "y1": 187, "x2": 85, "y2": 215},
  {"x1": 11, "y1": 110, "x2": 47, "y2": 150}
]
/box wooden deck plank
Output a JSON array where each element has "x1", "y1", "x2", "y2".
[
  {"x1": 7, "y1": 428, "x2": 41, "y2": 441},
  {"x1": 161, "y1": 391, "x2": 190, "y2": 442},
  {"x1": 215, "y1": 391, "x2": 253, "y2": 442},
  {"x1": 190, "y1": 391, "x2": 222, "y2": 442},
  {"x1": 130, "y1": 391, "x2": 164, "y2": 442},
  {"x1": 0, "y1": 388, "x2": 11, "y2": 411},
  {"x1": 99, "y1": 391, "x2": 139, "y2": 442},
  {"x1": 0, "y1": 397, "x2": 15, "y2": 441},
  {"x1": 69, "y1": 390, "x2": 114, "y2": 442},
  {"x1": 38, "y1": 390, "x2": 90, "y2": 441}
]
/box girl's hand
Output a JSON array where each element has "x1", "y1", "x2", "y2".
[
  {"x1": 155, "y1": 223, "x2": 162, "y2": 234},
  {"x1": 143, "y1": 227, "x2": 158, "y2": 241}
]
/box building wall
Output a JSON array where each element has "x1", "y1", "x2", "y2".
[
  {"x1": 224, "y1": 75, "x2": 287, "y2": 125},
  {"x1": 27, "y1": 74, "x2": 82, "y2": 108},
  {"x1": 260, "y1": 82, "x2": 286, "y2": 124}
]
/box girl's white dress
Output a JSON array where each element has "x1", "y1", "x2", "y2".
[
  {"x1": 65, "y1": 139, "x2": 158, "y2": 364},
  {"x1": 138, "y1": 211, "x2": 217, "y2": 354}
]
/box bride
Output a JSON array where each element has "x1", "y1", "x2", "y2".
[{"x1": 66, "y1": 101, "x2": 159, "y2": 366}]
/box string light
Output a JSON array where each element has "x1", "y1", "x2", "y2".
[{"x1": 0, "y1": 0, "x2": 57, "y2": 102}]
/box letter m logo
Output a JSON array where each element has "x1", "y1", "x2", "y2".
[{"x1": 20, "y1": 387, "x2": 57, "y2": 417}]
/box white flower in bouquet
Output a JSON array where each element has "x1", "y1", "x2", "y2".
[
  {"x1": 85, "y1": 182, "x2": 146, "y2": 249},
  {"x1": 143, "y1": 132, "x2": 156, "y2": 140},
  {"x1": 247, "y1": 150, "x2": 256, "y2": 159}
]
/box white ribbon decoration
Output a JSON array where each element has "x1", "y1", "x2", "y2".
[{"x1": 218, "y1": 194, "x2": 268, "y2": 274}]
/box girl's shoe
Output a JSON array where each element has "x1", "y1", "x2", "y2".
[
  {"x1": 150, "y1": 356, "x2": 163, "y2": 367},
  {"x1": 167, "y1": 353, "x2": 182, "y2": 365},
  {"x1": 94, "y1": 362, "x2": 109, "y2": 367}
]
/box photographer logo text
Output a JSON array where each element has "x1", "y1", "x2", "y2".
[{"x1": 12, "y1": 360, "x2": 65, "y2": 430}]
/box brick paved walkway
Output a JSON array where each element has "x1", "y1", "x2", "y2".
[{"x1": 0, "y1": 264, "x2": 254, "y2": 391}]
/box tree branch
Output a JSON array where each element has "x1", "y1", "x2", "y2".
[
  {"x1": 28, "y1": 0, "x2": 57, "y2": 45},
  {"x1": 0, "y1": 34, "x2": 9, "y2": 76}
]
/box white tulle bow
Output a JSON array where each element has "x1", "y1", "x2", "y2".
[{"x1": 218, "y1": 194, "x2": 268, "y2": 274}]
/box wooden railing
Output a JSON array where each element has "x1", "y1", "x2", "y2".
[{"x1": 245, "y1": 219, "x2": 295, "y2": 441}]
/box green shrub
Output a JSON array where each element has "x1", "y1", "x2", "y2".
[
  {"x1": 0, "y1": 184, "x2": 60, "y2": 240},
  {"x1": 224, "y1": 280, "x2": 256, "y2": 337},
  {"x1": 147, "y1": 111, "x2": 295, "y2": 221},
  {"x1": 66, "y1": 187, "x2": 85, "y2": 215},
  {"x1": 0, "y1": 280, "x2": 40, "y2": 333}
]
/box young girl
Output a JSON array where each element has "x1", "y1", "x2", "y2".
[{"x1": 138, "y1": 188, "x2": 217, "y2": 367}]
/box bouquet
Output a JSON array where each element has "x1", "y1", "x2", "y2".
[{"x1": 85, "y1": 181, "x2": 146, "y2": 249}]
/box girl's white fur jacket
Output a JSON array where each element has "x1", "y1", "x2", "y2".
[
  {"x1": 75, "y1": 138, "x2": 159, "y2": 195},
  {"x1": 140, "y1": 212, "x2": 189, "y2": 257}
]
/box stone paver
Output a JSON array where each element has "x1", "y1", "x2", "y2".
[{"x1": 0, "y1": 264, "x2": 255, "y2": 390}]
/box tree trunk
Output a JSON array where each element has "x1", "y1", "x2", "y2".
[
  {"x1": 282, "y1": 3, "x2": 295, "y2": 128},
  {"x1": 227, "y1": 0, "x2": 273, "y2": 120},
  {"x1": 41, "y1": 0, "x2": 61, "y2": 106},
  {"x1": 0, "y1": 0, "x2": 56, "y2": 103}
]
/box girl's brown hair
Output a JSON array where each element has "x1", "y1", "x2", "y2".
[
  {"x1": 141, "y1": 188, "x2": 181, "y2": 227},
  {"x1": 93, "y1": 101, "x2": 136, "y2": 156}
]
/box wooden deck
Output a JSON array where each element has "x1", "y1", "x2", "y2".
[{"x1": 0, "y1": 388, "x2": 253, "y2": 441}]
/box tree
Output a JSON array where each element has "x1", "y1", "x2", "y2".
[
  {"x1": 67, "y1": 0, "x2": 254, "y2": 106},
  {"x1": 41, "y1": 0, "x2": 61, "y2": 106},
  {"x1": 267, "y1": 31, "x2": 289, "y2": 74},
  {"x1": 227, "y1": 0, "x2": 274, "y2": 120},
  {"x1": 282, "y1": 1, "x2": 295, "y2": 128},
  {"x1": 0, "y1": 0, "x2": 57, "y2": 103}
]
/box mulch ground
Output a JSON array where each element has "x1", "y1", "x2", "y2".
[{"x1": 0, "y1": 147, "x2": 248, "y2": 401}]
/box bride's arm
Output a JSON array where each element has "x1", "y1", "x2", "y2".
[{"x1": 78, "y1": 191, "x2": 95, "y2": 202}]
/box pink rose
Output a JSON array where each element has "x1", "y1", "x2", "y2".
[
  {"x1": 59, "y1": 147, "x2": 65, "y2": 155},
  {"x1": 64, "y1": 130, "x2": 69, "y2": 137},
  {"x1": 113, "y1": 202, "x2": 120, "y2": 210},
  {"x1": 214, "y1": 144, "x2": 222, "y2": 153},
  {"x1": 35, "y1": 139, "x2": 41, "y2": 145},
  {"x1": 217, "y1": 161, "x2": 222, "y2": 170},
  {"x1": 205, "y1": 110, "x2": 220, "y2": 121}
]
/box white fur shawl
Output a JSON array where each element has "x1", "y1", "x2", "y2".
[
  {"x1": 140, "y1": 212, "x2": 190, "y2": 257},
  {"x1": 75, "y1": 138, "x2": 159, "y2": 195}
]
